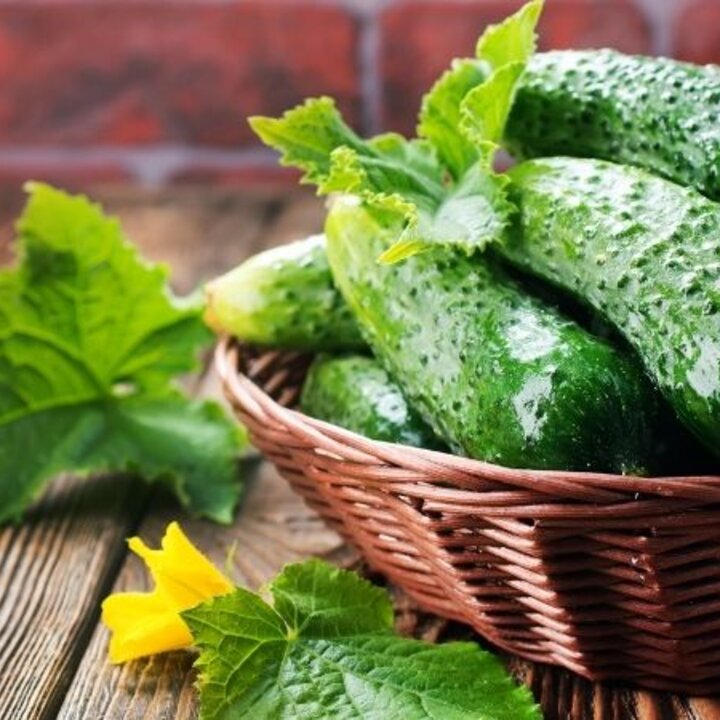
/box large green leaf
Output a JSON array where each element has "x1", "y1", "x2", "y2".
[
  {"x1": 185, "y1": 560, "x2": 542, "y2": 720},
  {"x1": 0, "y1": 183, "x2": 243, "y2": 523}
]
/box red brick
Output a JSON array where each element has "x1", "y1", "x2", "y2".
[
  {"x1": 380, "y1": 0, "x2": 651, "y2": 135},
  {"x1": 171, "y1": 164, "x2": 301, "y2": 188},
  {"x1": 674, "y1": 1, "x2": 720, "y2": 65},
  {"x1": 0, "y1": 2, "x2": 360, "y2": 146}
]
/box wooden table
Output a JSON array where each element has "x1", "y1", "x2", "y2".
[{"x1": 2, "y1": 187, "x2": 719, "y2": 720}]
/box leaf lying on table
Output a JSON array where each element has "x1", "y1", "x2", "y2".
[
  {"x1": 184, "y1": 559, "x2": 541, "y2": 720},
  {"x1": 0, "y1": 183, "x2": 244, "y2": 524}
]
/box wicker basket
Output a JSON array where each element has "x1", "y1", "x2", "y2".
[{"x1": 217, "y1": 338, "x2": 720, "y2": 694}]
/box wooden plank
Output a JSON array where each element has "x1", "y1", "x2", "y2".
[
  {"x1": 507, "y1": 657, "x2": 720, "y2": 719},
  {"x1": 57, "y1": 462, "x2": 344, "y2": 720},
  {"x1": 0, "y1": 475, "x2": 147, "y2": 720},
  {"x1": 0, "y1": 187, "x2": 293, "y2": 720}
]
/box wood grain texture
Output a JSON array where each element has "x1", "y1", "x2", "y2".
[
  {"x1": 506, "y1": 657, "x2": 720, "y2": 720},
  {"x1": 0, "y1": 475, "x2": 147, "y2": 720}
]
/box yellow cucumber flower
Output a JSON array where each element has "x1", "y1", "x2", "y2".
[{"x1": 102, "y1": 521, "x2": 233, "y2": 663}]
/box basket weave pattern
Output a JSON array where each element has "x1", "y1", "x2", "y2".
[{"x1": 217, "y1": 339, "x2": 720, "y2": 694}]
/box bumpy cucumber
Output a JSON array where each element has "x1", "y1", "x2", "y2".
[
  {"x1": 503, "y1": 156, "x2": 720, "y2": 454},
  {"x1": 204, "y1": 234, "x2": 364, "y2": 350},
  {"x1": 301, "y1": 355, "x2": 445, "y2": 449},
  {"x1": 507, "y1": 50, "x2": 720, "y2": 199},
  {"x1": 325, "y1": 198, "x2": 657, "y2": 473}
]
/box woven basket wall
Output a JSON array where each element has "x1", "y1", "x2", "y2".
[{"x1": 217, "y1": 338, "x2": 720, "y2": 695}]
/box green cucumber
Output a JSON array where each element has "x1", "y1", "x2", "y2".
[
  {"x1": 325, "y1": 197, "x2": 657, "y2": 473},
  {"x1": 503, "y1": 156, "x2": 720, "y2": 455},
  {"x1": 301, "y1": 355, "x2": 445, "y2": 449},
  {"x1": 204, "y1": 234, "x2": 364, "y2": 351},
  {"x1": 507, "y1": 50, "x2": 720, "y2": 200}
]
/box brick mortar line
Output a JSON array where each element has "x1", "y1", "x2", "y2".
[
  {"x1": 0, "y1": 146, "x2": 284, "y2": 185},
  {"x1": 633, "y1": 0, "x2": 689, "y2": 57},
  {"x1": 358, "y1": 3, "x2": 385, "y2": 136}
]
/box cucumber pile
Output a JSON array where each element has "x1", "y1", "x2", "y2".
[{"x1": 207, "y1": 0, "x2": 720, "y2": 476}]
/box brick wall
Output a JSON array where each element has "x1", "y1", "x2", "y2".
[{"x1": 0, "y1": 0, "x2": 716, "y2": 192}]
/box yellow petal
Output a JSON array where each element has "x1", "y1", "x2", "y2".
[
  {"x1": 128, "y1": 521, "x2": 233, "y2": 610},
  {"x1": 102, "y1": 522, "x2": 234, "y2": 664},
  {"x1": 102, "y1": 591, "x2": 193, "y2": 663}
]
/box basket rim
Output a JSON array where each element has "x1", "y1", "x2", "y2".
[
  {"x1": 216, "y1": 337, "x2": 720, "y2": 505},
  {"x1": 217, "y1": 337, "x2": 720, "y2": 693}
]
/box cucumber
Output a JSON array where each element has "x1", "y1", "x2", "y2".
[
  {"x1": 301, "y1": 355, "x2": 445, "y2": 449},
  {"x1": 325, "y1": 197, "x2": 658, "y2": 474},
  {"x1": 204, "y1": 234, "x2": 364, "y2": 351},
  {"x1": 507, "y1": 50, "x2": 720, "y2": 200},
  {"x1": 503, "y1": 156, "x2": 720, "y2": 455}
]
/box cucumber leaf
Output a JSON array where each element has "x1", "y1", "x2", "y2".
[
  {"x1": 377, "y1": 165, "x2": 512, "y2": 264},
  {"x1": 251, "y1": 98, "x2": 509, "y2": 260},
  {"x1": 251, "y1": 99, "x2": 444, "y2": 211},
  {"x1": 417, "y1": 59, "x2": 487, "y2": 180},
  {"x1": 476, "y1": 0, "x2": 544, "y2": 70},
  {"x1": 184, "y1": 559, "x2": 542, "y2": 720},
  {"x1": 420, "y1": 0, "x2": 544, "y2": 170},
  {"x1": 250, "y1": 0, "x2": 544, "y2": 261},
  {"x1": 0, "y1": 183, "x2": 244, "y2": 524},
  {"x1": 460, "y1": 63, "x2": 527, "y2": 154},
  {"x1": 461, "y1": 0, "x2": 544, "y2": 162}
]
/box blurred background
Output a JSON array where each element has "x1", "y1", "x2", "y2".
[{"x1": 0, "y1": 0, "x2": 717, "y2": 277}]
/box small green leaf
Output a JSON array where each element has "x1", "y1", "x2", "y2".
[
  {"x1": 185, "y1": 559, "x2": 542, "y2": 720},
  {"x1": 269, "y1": 559, "x2": 394, "y2": 637},
  {"x1": 0, "y1": 183, "x2": 244, "y2": 523},
  {"x1": 417, "y1": 59, "x2": 488, "y2": 180},
  {"x1": 460, "y1": 62, "x2": 527, "y2": 153},
  {"x1": 378, "y1": 168, "x2": 514, "y2": 263},
  {"x1": 476, "y1": 0, "x2": 544, "y2": 70},
  {"x1": 249, "y1": 97, "x2": 368, "y2": 187},
  {"x1": 418, "y1": 0, "x2": 544, "y2": 173},
  {"x1": 251, "y1": 101, "x2": 509, "y2": 261},
  {"x1": 252, "y1": 98, "x2": 444, "y2": 208},
  {"x1": 459, "y1": 0, "x2": 544, "y2": 165}
]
